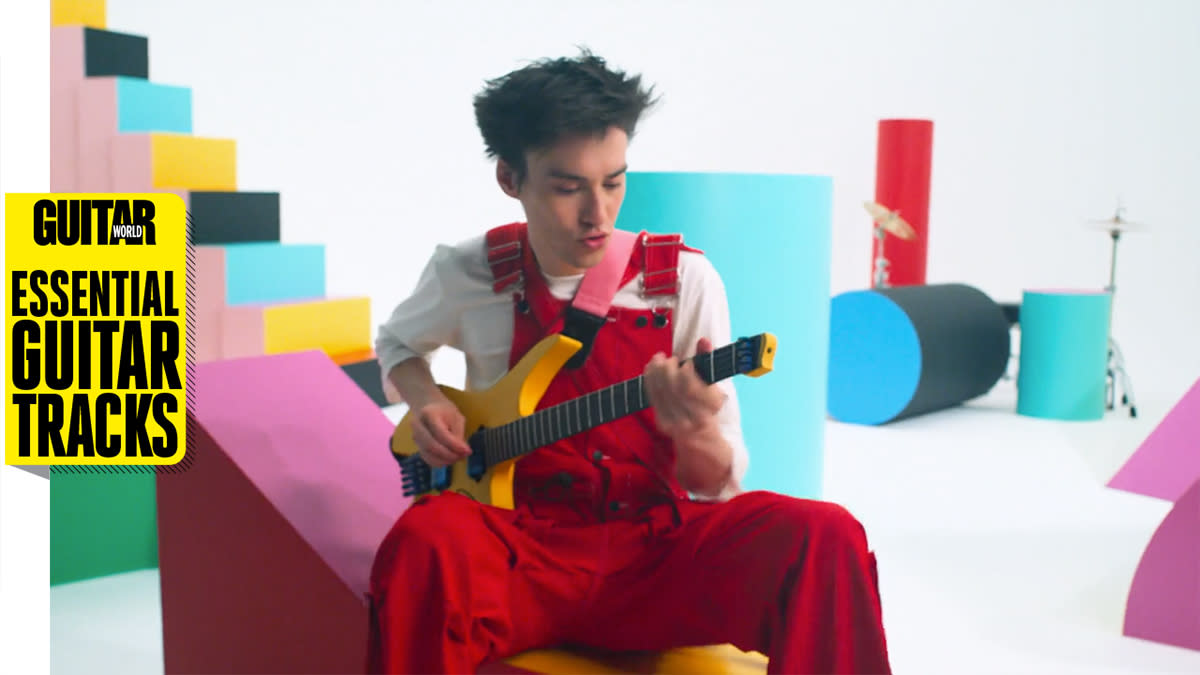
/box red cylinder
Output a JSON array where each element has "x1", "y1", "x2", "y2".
[{"x1": 871, "y1": 119, "x2": 934, "y2": 287}]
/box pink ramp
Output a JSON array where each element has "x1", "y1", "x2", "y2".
[
  {"x1": 1123, "y1": 475, "x2": 1200, "y2": 652},
  {"x1": 157, "y1": 350, "x2": 411, "y2": 673},
  {"x1": 1108, "y1": 376, "x2": 1200, "y2": 502}
]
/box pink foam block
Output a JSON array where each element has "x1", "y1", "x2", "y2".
[
  {"x1": 192, "y1": 246, "x2": 224, "y2": 362},
  {"x1": 51, "y1": 27, "x2": 85, "y2": 191},
  {"x1": 109, "y1": 133, "x2": 152, "y2": 192},
  {"x1": 1108, "y1": 377, "x2": 1200, "y2": 502},
  {"x1": 76, "y1": 77, "x2": 119, "y2": 191},
  {"x1": 158, "y1": 350, "x2": 411, "y2": 672},
  {"x1": 1123, "y1": 475, "x2": 1200, "y2": 651},
  {"x1": 220, "y1": 303, "x2": 266, "y2": 359}
]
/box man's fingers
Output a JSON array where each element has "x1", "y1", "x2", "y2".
[
  {"x1": 419, "y1": 443, "x2": 459, "y2": 467},
  {"x1": 420, "y1": 412, "x2": 469, "y2": 453}
]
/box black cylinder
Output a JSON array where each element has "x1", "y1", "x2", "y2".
[{"x1": 827, "y1": 283, "x2": 1012, "y2": 424}]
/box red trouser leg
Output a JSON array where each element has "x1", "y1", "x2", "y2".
[
  {"x1": 366, "y1": 493, "x2": 597, "y2": 674},
  {"x1": 571, "y1": 491, "x2": 892, "y2": 674}
]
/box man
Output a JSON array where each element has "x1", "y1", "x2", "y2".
[{"x1": 368, "y1": 49, "x2": 891, "y2": 674}]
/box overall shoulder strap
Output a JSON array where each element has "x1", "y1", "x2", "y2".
[
  {"x1": 640, "y1": 232, "x2": 701, "y2": 297},
  {"x1": 561, "y1": 229, "x2": 639, "y2": 369},
  {"x1": 485, "y1": 222, "x2": 526, "y2": 294}
]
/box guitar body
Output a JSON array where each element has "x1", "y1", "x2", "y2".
[{"x1": 389, "y1": 333, "x2": 583, "y2": 509}]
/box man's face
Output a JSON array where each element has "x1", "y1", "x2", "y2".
[{"x1": 498, "y1": 126, "x2": 629, "y2": 277}]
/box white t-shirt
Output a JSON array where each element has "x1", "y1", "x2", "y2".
[{"x1": 375, "y1": 230, "x2": 748, "y2": 499}]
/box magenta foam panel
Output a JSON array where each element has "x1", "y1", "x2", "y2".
[
  {"x1": 1108, "y1": 376, "x2": 1200, "y2": 502},
  {"x1": 157, "y1": 350, "x2": 411, "y2": 673}
]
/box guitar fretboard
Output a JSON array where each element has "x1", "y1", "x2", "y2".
[{"x1": 478, "y1": 342, "x2": 741, "y2": 467}]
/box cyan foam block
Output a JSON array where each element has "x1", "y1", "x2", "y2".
[
  {"x1": 216, "y1": 242, "x2": 325, "y2": 305},
  {"x1": 1017, "y1": 289, "x2": 1111, "y2": 420},
  {"x1": 116, "y1": 77, "x2": 191, "y2": 132},
  {"x1": 1108, "y1": 376, "x2": 1200, "y2": 502},
  {"x1": 158, "y1": 350, "x2": 410, "y2": 672},
  {"x1": 619, "y1": 172, "x2": 832, "y2": 499},
  {"x1": 77, "y1": 76, "x2": 192, "y2": 191},
  {"x1": 1123, "y1": 474, "x2": 1200, "y2": 652}
]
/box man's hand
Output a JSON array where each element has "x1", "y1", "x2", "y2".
[
  {"x1": 645, "y1": 337, "x2": 735, "y2": 496},
  {"x1": 644, "y1": 337, "x2": 727, "y2": 439},
  {"x1": 412, "y1": 398, "x2": 471, "y2": 468}
]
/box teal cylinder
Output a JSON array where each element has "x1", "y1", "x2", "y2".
[
  {"x1": 618, "y1": 172, "x2": 833, "y2": 499},
  {"x1": 1016, "y1": 289, "x2": 1112, "y2": 420}
]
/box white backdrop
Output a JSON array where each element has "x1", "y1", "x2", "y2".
[{"x1": 107, "y1": 0, "x2": 1200, "y2": 404}]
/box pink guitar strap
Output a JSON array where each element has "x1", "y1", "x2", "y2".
[{"x1": 561, "y1": 228, "x2": 639, "y2": 369}]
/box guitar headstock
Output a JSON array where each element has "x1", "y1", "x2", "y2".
[{"x1": 735, "y1": 333, "x2": 777, "y2": 377}]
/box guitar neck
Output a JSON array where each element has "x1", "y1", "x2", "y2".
[{"x1": 478, "y1": 342, "x2": 743, "y2": 465}]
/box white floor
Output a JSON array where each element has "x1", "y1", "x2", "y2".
[{"x1": 49, "y1": 381, "x2": 1200, "y2": 674}]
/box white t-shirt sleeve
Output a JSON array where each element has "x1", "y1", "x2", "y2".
[
  {"x1": 672, "y1": 251, "x2": 750, "y2": 501},
  {"x1": 375, "y1": 244, "x2": 463, "y2": 377}
]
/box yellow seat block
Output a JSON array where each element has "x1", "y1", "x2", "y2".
[
  {"x1": 51, "y1": 0, "x2": 106, "y2": 28},
  {"x1": 151, "y1": 133, "x2": 237, "y2": 190},
  {"x1": 221, "y1": 297, "x2": 372, "y2": 360},
  {"x1": 498, "y1": 643, "x2": 767, "y2": 674}
]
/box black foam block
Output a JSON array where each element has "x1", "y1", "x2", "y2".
[
  {"x1": 187, "y1": 192, "x2": 281, "y2": 244},
  {"x1": 828, "y1": 283, "x2": 1012, "y2": 425},
  {"x1": 341, "y1": 358, "x2": 388, "y2": 408},
  {"x1": 84, "y1": 28, "x2": 148, "y2": 78}
]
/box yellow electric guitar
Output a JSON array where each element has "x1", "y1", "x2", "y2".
[{"x1": 390, "y1": 332, "x2": 776, "y2": 508}]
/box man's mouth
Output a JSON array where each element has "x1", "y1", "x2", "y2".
[{"x1": 580, "y1": 232, "x2": 609, "y2": 249}]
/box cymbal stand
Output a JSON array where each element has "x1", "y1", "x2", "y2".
[
  {"x1": 872, "y1": 224, "x2": 890, "y2": 288},
  {"x1": 1103, "y1": 224, "x2": 1137, "y2": 418}
]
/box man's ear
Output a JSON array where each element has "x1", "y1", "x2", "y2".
[{"x1": 496, "y1": 160, "x2": 521, "y2": 198}]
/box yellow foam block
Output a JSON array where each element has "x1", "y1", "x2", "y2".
[
  {"x1": 501, "y1": 643, "x2": 767, "y2": 674},
  {"x1": 111, "y1": 133, "x2": 237, "y2": 191},
  {"x1": 221, "y1": 297, "x2": 371, "y2": 360},
  {"x1": 52, "y1": 0, "x2": 106, "y2": 28}
]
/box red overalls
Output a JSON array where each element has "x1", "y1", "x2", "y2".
[{"x1": 366, "y1": 223, "x2": 892, "y2": 674}]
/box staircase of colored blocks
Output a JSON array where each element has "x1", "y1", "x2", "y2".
[{"x1": 48, "y1": 0, "x2": 388, "y2": 588}]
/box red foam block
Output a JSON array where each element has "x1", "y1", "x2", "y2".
[
  {"x1": 1123, "y1": 475, "x2": 1200, "y2": 652},
  {"x1": 872, "y1": 119, "x2": 934, "y2": 286},
  {"x1": 158, "y1": 350, "x2": 411, "y2": 673},
  {"x1": 1108, "y1": 376, "x2": 1200, "y2": 503}
]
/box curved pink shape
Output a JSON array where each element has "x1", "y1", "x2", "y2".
[{"x1": 1124, "y1": 475, "x2": 1200, "y2": 651}]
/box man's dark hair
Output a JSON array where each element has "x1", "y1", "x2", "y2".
[{"x1": 473, "y1": 47, "x2": 659, "y2": 184}]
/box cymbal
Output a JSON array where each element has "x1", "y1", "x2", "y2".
[
  {"x1": 864, "y1": 201, "x2": 917, "y2": 240},
  {"x1": 1087, "y1": 207, "x2": 1148, "y2": 232},
  {"x1": 1087, "y1": 216, "x2": 1148, "y2": 232}
]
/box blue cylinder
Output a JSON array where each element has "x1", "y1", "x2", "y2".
[
  {"x1": 1016, "y1": 289, "x2": 1111, "y2": 420},
  {"x1": 618, "y1": 172, "x2": 832, "y2": 499}
]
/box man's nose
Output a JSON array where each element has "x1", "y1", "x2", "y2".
[{"x1": 581, "y1": 188, "x2": 610, "y2": 225}]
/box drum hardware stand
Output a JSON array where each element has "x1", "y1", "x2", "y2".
[
  {"x1": 1090, "y1": 204, "x2": 1142, "y2": 418},
  {"x1": 872, "y1": 223, "x2": 892, "y2": 288},
  {"x1": 864, "y1": 201, "x2": 917, "y2": 289}
]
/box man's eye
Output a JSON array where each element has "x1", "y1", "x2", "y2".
[{"x1": 555, "y1": 186, "x2": 579, "y2": 194}]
